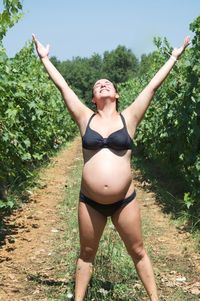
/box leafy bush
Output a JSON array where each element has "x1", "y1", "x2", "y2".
[
  {"x1": 0, "y1": 43, "x2": 77, "y2": 208},
  {"x1": 118, "y1": 16, "x2": 200, "y2": 220}
]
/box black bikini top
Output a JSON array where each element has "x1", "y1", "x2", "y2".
[{"x1": 82, "y1": 113, "x2": 133, "y2": 151}]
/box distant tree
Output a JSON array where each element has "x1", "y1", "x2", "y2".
[
  {"x1": 138, "y1": 52, "x2": 156, "y2": 77},
  {"x1": 84, "y1": 53, "x2": 103, "y2": 104},
  {"x1": 102, "y1": 45, "x2": 138, "y2": 83},
  {"x1": 57, "y1": 54, "x2": 103, "y2": 108},
  {"x1": 49, "y1": 46, "x2": 140, "y2": 109},
  {"x1": 50, "y1": 56, "x2": 61, "y2": 69}
]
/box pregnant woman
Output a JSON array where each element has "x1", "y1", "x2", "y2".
[{"x1": 32, "y1": 34, "x2": 190, "y2": 301}]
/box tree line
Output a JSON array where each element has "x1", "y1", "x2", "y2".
[{"x1": 50, "y1": 45, "x2": 152, "y2": 109}]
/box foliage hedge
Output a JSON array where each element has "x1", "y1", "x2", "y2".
[
  {"x1": 118, "y1": 16, "x2": 200, "y2": 219},
  {"x1": 0, "y1": 43, "x2": 77, "y2": 208}
]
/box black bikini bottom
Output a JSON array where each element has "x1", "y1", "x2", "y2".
[{"x1": 79, "y1": 190, "x2": 136, "y2": 217}]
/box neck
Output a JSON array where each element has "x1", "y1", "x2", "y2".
[{"x1": 96, "y1": 103, "x2": 118, "y2": 118}]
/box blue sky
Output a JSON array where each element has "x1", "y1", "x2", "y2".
[{"x1": 1, "y1": 0, "x2": 199, "y2": 60}]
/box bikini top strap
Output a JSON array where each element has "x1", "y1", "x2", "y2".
[
  {"x1": 119, "y1": 113, "x2": 127, "y2": 129},
  {"x1": 86, "y1": 113, "x2": 127, "y2": 131},
  {"x1": 86, "y1": 113, "x2": 96, "y2": 129}
]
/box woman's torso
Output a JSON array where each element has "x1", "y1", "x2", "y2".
[{"x1": 80, "y1": 112, "x2": 135, "y2": 204}]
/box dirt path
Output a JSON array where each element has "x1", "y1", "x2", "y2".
[
  {"x1": 0, "y1": 137, "x2": 81, "y2": 301},
  {"x1": 0, "y1": 137, "x2": 200, "y2": 300},
  {"x1": 134, "y1": 175, "x2": 200, "y2": 299}
]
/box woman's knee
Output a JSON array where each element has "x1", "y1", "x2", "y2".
[
  {"x1": 79, "y1": 245, "x2": 97, "y2": 262},
  {"x1": 127, "y1": 243, "x2": 146, "y2": 262}
]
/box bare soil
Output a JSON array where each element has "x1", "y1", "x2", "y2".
[{"x1": 0, "y1": 137, "x2": 199, "y2": 300}]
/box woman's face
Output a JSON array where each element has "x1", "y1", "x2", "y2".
[{"x1": 92, "y1": 79, "x2": 118, "y2": 101}]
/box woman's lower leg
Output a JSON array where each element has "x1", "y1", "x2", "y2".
[
  {"x1": 132, "y1": 249, "x2": 158, "y2": 301},
  {"x1": 74, "y1": 257, "x2": 93, "y2": 301},
  {"x1": 111, "y1": 199, "x2": 159, "y2": 301},
  {"x1": 75, "y1": 202, "x2": 107, "y2": 300}
]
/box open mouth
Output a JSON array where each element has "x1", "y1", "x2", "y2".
[{"x1": 100, "y1": 88, "x2": 109, "y2": 93}]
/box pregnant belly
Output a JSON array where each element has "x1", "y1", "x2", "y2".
[{"x1": 81, "y1": 151, "x2": 133, "y2": 204}]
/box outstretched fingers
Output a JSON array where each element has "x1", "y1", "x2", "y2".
[
  {"x1": 182, "y1": 35, "x2": 191, "y2": 49},
  {"x1": 32, "y1": 33, "x2": 38, "y2": 45},
  {"x1": 32, "y1": 33, "x2": 43, "y2": 48},
  {"x1": 31, "y1": 34, "x2": 50, "y2": 59},
  {"x1": 172, "y1": 36, "x2": 190, "y2": 59},
  {"x1": 179, "y1": 36, "x2": 190, "y2": 55},
  {"x1": 46, "y1": 44, "x2": 50, "y2": 53}
]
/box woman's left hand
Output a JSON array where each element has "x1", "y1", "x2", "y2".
[
  {"x1": 32, "y1": 33, "x2": 50, "y2": 59},
  {"x1": 172, "y1": 36, "x2": 190, "y2": 59}
]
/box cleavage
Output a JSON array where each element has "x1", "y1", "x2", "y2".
[{"x1": 89, "y1": 124, "x2": 124, "y2": 139}]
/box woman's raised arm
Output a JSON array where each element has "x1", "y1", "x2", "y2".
[
  {"x1": 32, "y1": 34, "x2": 92, "y2": 125},
  {"x1": 123, "y1": 36, "x2": 190, "y2": 128}
]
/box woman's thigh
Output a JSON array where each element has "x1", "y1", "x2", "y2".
[
  {"x1": 111, "y1": 198, "x2": 144, "y2": 254},
  {"x1": 78, "y1": 201, "x2": 107, "y2": 255}
]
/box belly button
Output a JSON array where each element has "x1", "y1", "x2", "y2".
[{"x1": 104, "y1": 185, "x2": 108, "y2": 189}]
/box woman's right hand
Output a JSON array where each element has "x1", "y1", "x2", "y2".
[
  {"x1": 32, "y1": 34, "x2": 50, "y2": 59},
  {"x1": 171, "y1": 36, "x2": 190, "y2": 60}
]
